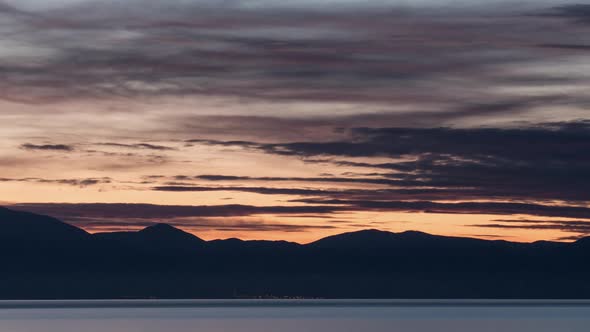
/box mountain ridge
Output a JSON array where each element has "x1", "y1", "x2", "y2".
[
  {"x1": 4, "y1": 206, "x2": 584, "y2": 246},
  {"x1": 1, "y1": 206, "x2": 589, "y2": 299},
  {"x1": 0, "y1": 206, "x2": 90, "y2": 248}
]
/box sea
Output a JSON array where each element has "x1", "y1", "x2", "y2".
[{"x1": 0, "y1": 300, "x2": 589, "y2": 332}]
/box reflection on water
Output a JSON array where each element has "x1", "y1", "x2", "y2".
[{"x1": 0, "y1": 300, "x2": 589, "y2": 332}]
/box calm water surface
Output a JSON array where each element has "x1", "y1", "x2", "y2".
[{"x1": 0, "y1": 300, "x2": 589, "y2": 332}]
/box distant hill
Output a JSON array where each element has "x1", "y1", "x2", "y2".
[
  {"x1": 0, "y1": 206, "x2": 589, "y2": 299},
  {"x1": 309, "y1": 229, "x2": 495, "y2": 250},
  {"x1": 0, "y1": 206, "x2": 90, "y2": 248},
  {"x1": 575, "y1": 236, "x2": 590, "y2": 248},
  {"x1": 95, "y1": 223, "x2": 205, "y2": 254}
]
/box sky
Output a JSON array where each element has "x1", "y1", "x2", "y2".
[{"x1": 1, "y1": 0, "x2": 590, "y2": 243}]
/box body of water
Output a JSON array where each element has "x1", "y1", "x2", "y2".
[{"x1": 0, "y1": 300, "x2": 589, "y2": 332}]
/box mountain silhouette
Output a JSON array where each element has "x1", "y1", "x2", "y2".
[
  {"x1": 208, "y1": 238, "x2": 301, "y2": 251},
  {"x1": 96, "y1": 223, "x2": 205, "y2": 254},
  {"x1": 309, "y1": 229, "x2": 495, "y2": 250},
  {"x1": 0, "y1": 206, "x2": 90, "y2": 248},
  {"x1": 0, "y1": 206, "x2": 589, "y2": 299},
  {"x1": 575, "y1": 236, "x2": 590, "y2": 247}
]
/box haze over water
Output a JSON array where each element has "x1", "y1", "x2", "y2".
[{"x1": 0, "y1": 300, "x2": 589, "y2": 332}]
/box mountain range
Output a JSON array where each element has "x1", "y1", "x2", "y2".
[{"x1": 1, "y1": 206, "x2": 589, "y2": 299}]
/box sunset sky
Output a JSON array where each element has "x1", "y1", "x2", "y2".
[{"x1": 1, "y1": 0, "x2": 590, "y2": 243}]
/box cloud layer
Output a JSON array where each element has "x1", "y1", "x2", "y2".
[{"x1": 1, "y1": 0, "x2": 590, "y2": 242}]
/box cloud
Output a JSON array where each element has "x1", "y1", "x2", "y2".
[
  {"x1": 139, "y1": 172, "x2": 590, "y2": 213},
  {"x1": 470, "y1": 218, "x2": 590, "y2": 239},
  {"x1": 1, "y1": 1, "x2": 590, "y2": 243},
  {"x1": 19, "y1": 143, "x2": 74, "y2": 151},
  {"x1": 537, "y1": 44, "x2": 590, "y2": 51},
  {"x1": 557, "y1": 234, "x2": 590, "y2": 241},
  {"x1": 291, "y1": 199, "x2": 590, "y2": 220},
  {"x1": 0, "y1": 177, "x2": 111, "y2": 187},
  {"x1": 179, "y1": 174, "x2": 407, "y2": 186},
  {"x1": 189, "y1": 121, "x2": 590, "y2": 202},
  {"x1": 9, "y1": 203, "x2": 339, "y2": 220},
  {"x1": 82, "y1": 219, "x2": 337, "y2": 234},
  {"x1": 153, "y1": 185, "x2": 340, "y2": 196},
  {"x1": 0, "y1": 1, "x2": 31, "y2": 16},
  {"x1": 152, "y1": 184, "x2": 478, "y2": 201},
  {"x1": 1, "y1": 0, "x2": 588, "y2": 119},
  {"x1": 189, "y1": 120, "x2": 590, "y2": 158},
  {"x1": 96, "y1": 142, "x2": 176, "y2": 151},
  {"x1": 12, "y1": 198, "x2": 590, "y2": 226},
  {"x1": 541, "y1": 4, "x2": 590, "y2": 24},
  {"x1": 267, "y1": 121, "x2": 590, "y2": 160},
  {"x1": 7, "y1": 202, "x2": 354, "y2": 237}
]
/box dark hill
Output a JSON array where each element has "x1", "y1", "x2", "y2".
[
  {"x1": 574, "y1": 236, "x2": 590, "y2": 247},
  {"x1": 95, "y1": 223, "x2": 205, "y2": 254},
  {"x1": 309, "y1": 229, "x2": 495, "y2": 250},
  {"x1": 0, "y1": 206, "x2": 90, "y2": 248},
  {"x1": 208, "y1": 238, "x2": 300, "y2": 251},
  {"x1": 1, "y1": 206, "x2": 589, "y2": 299}
]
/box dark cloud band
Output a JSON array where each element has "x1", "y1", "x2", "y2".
[{"x1": 20, "y1": 143, "x2": 74, "y2": 152}]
